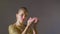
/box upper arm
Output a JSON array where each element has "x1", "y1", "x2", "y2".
[{"x1": 8, "y1": 25, "x2": 21, "y2": 34}]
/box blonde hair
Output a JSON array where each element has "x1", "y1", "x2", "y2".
[{"x1": 16, "y1": 7, "x2": 28, "y2": 14}]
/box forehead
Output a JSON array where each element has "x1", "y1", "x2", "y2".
[{"x1": 18, "y1": 9, "x2": 28, "y2": 15}]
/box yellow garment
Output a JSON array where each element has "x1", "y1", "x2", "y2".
[{"x1": 8, "y1": 23, "x2": 33, "y2": 34}]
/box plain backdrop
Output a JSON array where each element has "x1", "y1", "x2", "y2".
[{"x1": 0, "y1": 0, "x2": 60, "y2": 34}]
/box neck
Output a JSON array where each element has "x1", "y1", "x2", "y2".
[{"x1": 15, "y1": 20, "x2": 24, "y2": 26}]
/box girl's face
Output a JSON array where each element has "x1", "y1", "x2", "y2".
[{"x1": 16, "y1": 9, "x2": 28, "y2": 23}]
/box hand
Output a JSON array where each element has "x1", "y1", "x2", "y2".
[
  {"x1": 27, "y1": 17, "x2": 35, "y2": 26},
  {"x1": 33, "y1": 17, "x2": 39, "y2": 24},
  {"x1": 27, "y1": 17, "x2": 39, "y2": 26},
  {"x1": 31, "y1": 17, "x2": 39, "y2": 27}
]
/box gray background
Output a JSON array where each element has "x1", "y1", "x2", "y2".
[{"x1": 0, "y1": 0, "x2": 60, "y2": 34}]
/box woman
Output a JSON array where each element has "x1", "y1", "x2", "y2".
[{"x1": 8, "y1": 7, "x2": 39, "y2": 34}]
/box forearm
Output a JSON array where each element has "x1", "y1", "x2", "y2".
[
  {"x1": 32, "y1": 25, "x2": 38, "y2": 34},
  {"x1": 22, "y1": 25, "x2": 30, "y2": 34}
]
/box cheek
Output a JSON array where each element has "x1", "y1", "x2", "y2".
[
  {"x1": 20, "y1": 16, "x2": 24, "y2": 20},
  {"x1": 17, "y1": 15, "x2": 22, "y2": 19},
  {"x1": 21, "y1": 17, "x2": 25, "y2": 20},
  {"x1": 22, "y1": 16, "x2": 26, "y2": 20},
  {"x1": 17, "y1": 15, "x2": 26, "y2": 20}
]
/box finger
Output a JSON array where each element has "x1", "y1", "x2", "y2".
[
  {"x1": 34, "y1": 18, "x2": 37, "y2": 22},
  {"x1": 29, "y1": 17, "x2": 31, "y2": 19},
  {"x1": 31, "y1": 18, "x2": 35, "y2": 22},
  {"x1": 33, "y1": 17, "x2": 39, "y2": 23}
]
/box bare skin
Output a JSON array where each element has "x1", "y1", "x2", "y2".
[{"x1": 15, "y1": 9, "x2": 39, "y2": 34}]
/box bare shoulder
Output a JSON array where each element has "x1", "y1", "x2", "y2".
[
  {"x1": 8, "y1": 24, "x2": 21, "y2": 34},
  {"x1": 8, "y1": 24, "x2": 15, "y2": 30}
]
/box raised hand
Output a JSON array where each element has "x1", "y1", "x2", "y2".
[
  {"x1": 33, "y1": 17, "x2": 39, "y2": 24},
  {"x1": 27, "y1": 17, "x2": 39, "y2": 26},
  {"x1": 27, "y1": 17, "x2": 35, "y2": 26}
]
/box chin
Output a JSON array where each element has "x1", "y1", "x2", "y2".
[
  {"x1": 20, "y1": 20, "x2": 24, "y2": 22},
  {"x1": 19, "y1": 19, "x2": 25, "y2": 22}
]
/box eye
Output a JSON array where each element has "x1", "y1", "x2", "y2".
[
  {"x1": 25, "y1": 15, "x2": 27, "y2": 17},
  {"x1": 20, "y1": 14, "x2": 27, "y2": 17},
  {"x1": 21, "y1": 14, "x2": 23, "y2": 16}
]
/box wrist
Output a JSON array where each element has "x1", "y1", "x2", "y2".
[{"x1": 26, "y1": 25, "x2": 30, "y2": 28}]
